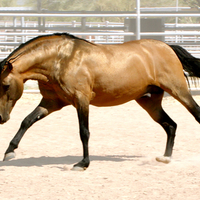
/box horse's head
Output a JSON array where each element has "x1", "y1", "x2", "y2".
[{"x1": 0, "y1": 61, "x2": 23, "y2": 124}]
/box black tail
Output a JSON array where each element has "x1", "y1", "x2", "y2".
[{"x1": 170, "y1": 45, "x2": 200, "y2": 78}]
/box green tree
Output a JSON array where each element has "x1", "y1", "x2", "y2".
[
  {"x1": 184, "y1": 0, "x2": 200, "y2": 7},
  {"x1": 24, "y1": 0, "x2": 189, "y2": 12},
  {"x1": 1, "y1": 0, "x2": 199, "y2": 23},
  {"x1": 0, "y1": 0, "x2": 17, "y2": 7}
]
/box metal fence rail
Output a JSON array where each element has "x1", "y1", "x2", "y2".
[{"x1": 1, "y1": 10, "x2": 200, "y2": 51}]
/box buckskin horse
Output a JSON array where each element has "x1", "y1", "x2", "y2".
[{"x1": 0, "y1": 33, "x2": 200, "y2": 171}]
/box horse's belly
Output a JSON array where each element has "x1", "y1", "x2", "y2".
[
  {"x1": 90, "y1": 88, "x2": 146, "y2": 106},
  {"x1": 90, "y1": 97, "x2": 135, "y2": 106}
]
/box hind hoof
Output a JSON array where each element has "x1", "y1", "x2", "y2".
[
  {"x1": 156, "y1": 156, "x2": 171, "y2": 164},
  {"x1": 3, "y1": 152, "x2": 16, "y2": 161},
  {"x1": 71, "y1": 166, "x2": 86, "y2": 171}
]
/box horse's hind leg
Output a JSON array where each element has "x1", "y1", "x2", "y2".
[
  {"x1": 3, "y1": 98, "x2": 64, "y2": 161},
  {"x1": 171, "y1": 90, "x2": 200, "y2": 124},
  {"x1": 136, "y1": 89, "x2": 177, "y2": 163},
  {"x1": 160, "y1": 74, "x2": 200, "y2": 127},
  {"x1": 72, "y1": 93, "x2": 90, "y2": 171}
]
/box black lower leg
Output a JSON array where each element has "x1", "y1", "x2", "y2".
[
  {"x1": 136, "y1": 92, "x2": 177, "y2": 162},
  {"x1": 4, "y1": 106, "x2": 47, "y2": 157},
  {"x1": 160, "y1": 116, "x2": 177, "y2": 157},
  {"x1": 73, "y1": 128, "x2": 90, "y2": 169},
  {"x1": 191, "y1": 105, "x2": 200, "y2": 124},
  {"x1": 73, "y1": 102, "x2": 90, "y2": 170}
]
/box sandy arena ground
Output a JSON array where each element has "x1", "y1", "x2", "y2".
[{"x1": 0, "y1": 93, "x2": 200, "y2": 200}]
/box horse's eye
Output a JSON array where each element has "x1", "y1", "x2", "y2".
[{"x1": 3, "y1": 84, "x2": 9, "y2": 91}]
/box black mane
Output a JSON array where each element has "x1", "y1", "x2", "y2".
[
  {"x1": 6, "y1": 32, "x2": 85, "y2": 61},
  {"x1": 0, "y1": 32, "x2": 91, "y2": 73}
]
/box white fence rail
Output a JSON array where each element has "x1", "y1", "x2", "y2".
[
  {"x1": 1, "y1": 12, "x2": 200, "y2": 18},
  {"x1": 1, "y1": 12, "x2": 200, "y2": 51}
]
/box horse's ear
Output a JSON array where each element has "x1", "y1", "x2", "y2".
[
  {"x1": 7, "y1": 61, "x2": 13, "y2": 71},
  {"x1": 1, "y1": 61, "x2": 13, "y2": 76}
]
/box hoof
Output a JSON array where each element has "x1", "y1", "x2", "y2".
[
  {"x1": 156, "y1": 156, "x2": 171, "y2": 164},
  {"x1": 71, "y1": 166, "x2": 86, "y2": 171},
  {"x1": 3, "y1": 152, "x2": 16, "y2": 161}
]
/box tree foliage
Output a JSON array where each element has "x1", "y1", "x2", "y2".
[
  {"x1": 0, "y1": 0, "x2": 17, "y2": 7},
  {"x1": 184, "y1": 0, "x2": 200, "y2": 7},
  {"x1": 22, "y1": 0, "x2": 191, "y2": 11},
  {"x1": 1, "y1": 0, "x2": 200, "y2": 23}
]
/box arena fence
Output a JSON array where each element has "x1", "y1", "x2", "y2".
[{"x1": 1, "y1": 8, "x2": 200, "y2": 93}]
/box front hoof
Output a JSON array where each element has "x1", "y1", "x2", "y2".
[
  {"x1": 71, "y1": 166, "x2": 87, "y2": 171},
  {"x1": 3, "y1": 152, "x2": 16, "y2": 161},
  {"x1": 156, "y1": 156, "x2": 171, "y2": 164},
  {"x1": 71, "y1": 158, "x2": 89, "y2": 171}
]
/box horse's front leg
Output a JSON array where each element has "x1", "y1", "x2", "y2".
[
  {"x1": 72, "y1": 96, "x2": 90, "y2": 171},
  {"x1": 3, "y1": 106, "x2": 48, "y2": 161},
  {"x1": 3, "y1": 98, "x2": 63, "y2": 161}
]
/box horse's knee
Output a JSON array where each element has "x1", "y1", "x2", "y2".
[{"x1": 161, "y1": 121, "x2": 177, "y2": 133}]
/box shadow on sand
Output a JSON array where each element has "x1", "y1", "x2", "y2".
[{"x1": 0, "y1": 155, "x2": 142, "y2": 167}]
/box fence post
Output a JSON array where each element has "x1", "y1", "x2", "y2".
[
  {"x1": 136, "y1": 0, "x2": 141, "y2": 40},
  {"x1": 42, "y1": 17, "x2": 46, "y2": 32},
  {"x1": 13, "y1": 17, "x2": 17, "y2": 43},
  {"x1": 124, "y1": 18, "x2": 134, "y2": 42},
  {"x1": 81, "y1": 17, "x2": 87, "y2": 39},
  {"x1": 37, "y1": 0, "x2": 42, "y2": 32},
  {"x1": 21, "y1": 17, "x2": 25, "y2": 43}
]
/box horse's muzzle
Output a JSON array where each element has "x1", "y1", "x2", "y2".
[{"x1": 0, "y1": 114, "x2": 10, "y2": 124}]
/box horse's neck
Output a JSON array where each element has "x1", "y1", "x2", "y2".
[
  {"x1": 12, "y1": 38, "x2": 75, "y2": 83},
  {"x1": 13, "y1": 48, "x2": 56, "y2": 83}
]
